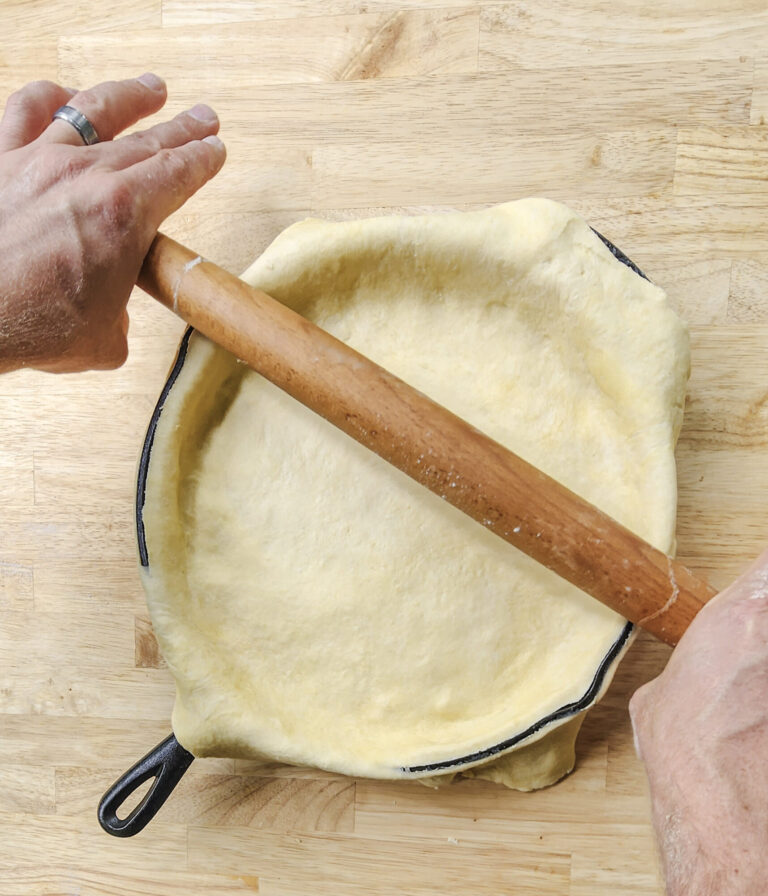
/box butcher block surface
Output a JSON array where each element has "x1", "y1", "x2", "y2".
[{"x1": 2, "y1": 2, "x2": 768, "y2": 894}]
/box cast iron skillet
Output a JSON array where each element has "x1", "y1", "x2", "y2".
[{"x1": 98, "y1": 231, "x2": 645, "y2": 837}]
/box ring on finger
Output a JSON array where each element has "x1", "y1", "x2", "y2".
[{"x1": 52, "y1": 105, "x2": 100, "y2": 146}]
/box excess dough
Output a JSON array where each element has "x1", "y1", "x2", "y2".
[{"x1": 140, "y1": 199, "x2": 690, "y2": 789}]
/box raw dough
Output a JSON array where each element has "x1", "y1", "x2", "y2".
[{"x1": 141, "y1": 199, "x2": 689, "y2": 786}]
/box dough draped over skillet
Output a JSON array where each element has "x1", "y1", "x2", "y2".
[{"x1": 140, "y1": 198, "x2": 689, "y2": 787}]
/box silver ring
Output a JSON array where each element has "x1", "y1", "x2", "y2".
[{"x1": 52, "y1": 105, "x2": 100, "y2": 146}]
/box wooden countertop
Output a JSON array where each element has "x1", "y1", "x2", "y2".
[{"x1": 2, "y1": 3, "x2": 767, "y2": 894}]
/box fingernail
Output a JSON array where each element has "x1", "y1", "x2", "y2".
[
  {"x1": 203, "y1": 134, "x2": 225, "y2": 150},
  {"x1": 138, "y1": 72, "x2": 165, "y2": 91},
  {"x1": 188, "y1": 103, "x2": 218, "y2": 124}
]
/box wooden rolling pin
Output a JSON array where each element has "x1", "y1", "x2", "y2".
[{"x1": 139, "y1": 233, "x2": 716, "y2": 646}]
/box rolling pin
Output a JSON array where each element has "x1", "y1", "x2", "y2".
[{"x1": 138, "y1": 233, "x2": 716, "y2": 646}]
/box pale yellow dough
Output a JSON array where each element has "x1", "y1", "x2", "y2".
[{"x1": 141, "y1": 199, "x2": 689, "y2": 787}]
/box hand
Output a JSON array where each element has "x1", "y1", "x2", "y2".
[
  {"x1": 0, "y1": 74, "x2": 226, "y2": 373},
  {"x1": 630, "y1": 548, "x2": 768, "y2": 895}
]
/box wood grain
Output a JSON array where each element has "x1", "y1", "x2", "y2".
[
  {"x1": 141, "y1": 61, "x2": 753, "y2": 144},
  {"x1": 189, "y1": 824, "x2": 573, "y2": 895},
  {"x1": 0, "y1": 766, "x2": 56, "y2": 815},
  {"x1": 0, "y1": 42, "x2": 58, "y2": 98},
  {"x1": 2, "y1": 1, "x2": 768, "y2": 893},
  {"x1": 161, "y1": 0, "x2": 526, "y2": 26},
  {"x1": 751, "y1": 54, "x2": 768, "y2": 125},
  {"x1": 3, "y1": 0, "x2": 160, "y2": 39},
  {"x1": 58, "y1": 766, "x2": 356, "y2": 830},
  {"x1": 311, "y1": 130, "x2": 677, "y2": 206},
  {"x1": 674, "y1": 126, "x2": 768, "y2": 195},
  {"x1": 479, "y1": 1, "x2": 768, "y2": 68},
  {"x1": 729, "y1": 259, "x2": 768, "y2": 321},
  {"x1": 59, "y1": 10, "x2": 479, "y2": 86}
]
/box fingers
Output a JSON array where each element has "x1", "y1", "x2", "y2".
[
  {"x1": 125, "y1": 135, "x2": 227, "y2": 232},
  {"x1": 0, "y1": 80, "x2": 75, "y2": 151},
  {"x1": 97, "y1": 104, "x2": 219, "y2": 171},
  {"x1": 40, "y1": 73, "x2": 167, "y2": 146}
]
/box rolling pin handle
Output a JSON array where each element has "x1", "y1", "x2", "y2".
[{"x1": 97, "y1": 733, "x2": 194, "y2": 837}]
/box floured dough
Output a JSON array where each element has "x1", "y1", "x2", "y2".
[{"x1": 140, "y1": 199, "x2": 689, "y2": 787}]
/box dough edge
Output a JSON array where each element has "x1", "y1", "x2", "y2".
[{"x1": 139, "y1": 198, "x2": 688, "y2": 790}]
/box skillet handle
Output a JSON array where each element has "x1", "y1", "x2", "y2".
[{"x1": 98, "y1": 733, "x2": 194, "y2": 837}]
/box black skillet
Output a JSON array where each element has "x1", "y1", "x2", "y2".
[{"x1": 97, "y1": 230, "x2": 644, "y2": 837}]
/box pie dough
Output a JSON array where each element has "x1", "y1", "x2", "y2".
[{"x1": 140, "y1": 199, "x2": 689, "y2": 788}]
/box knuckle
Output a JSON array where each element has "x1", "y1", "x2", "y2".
[
  {"x1": 7, "y1": 80, "x2": 55, "y2": 110},
  {"x1": 54, "y1": 147, "x2": 90, "y2": 180},
  {"x1": 6, "y1": 88, "x2": 29, "y2": 111},
  {"x1": 125, "y1": 128, "x2": 159, "y2": 155},
  {"x1": 99, "y1": 178, "x2": 137, "y2": 231},
  {"x1": 33, "y1": 78, "x2": 60, "y2": 97},
  {"x1": 158, "y1": 145, "x2": 184, "y2": 168},
  {"x1": 26, "y1": 145, "x2": 88, "y2": 185},
  {"x1": 156, "y1": 146, "x2": 188, "y2": 183},
  {"x1": 71, "y1": 83, "x2": 113, "y2": 124}
]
